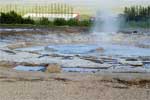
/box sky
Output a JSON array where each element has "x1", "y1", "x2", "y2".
[
  {"x1": 1, "y1": 0, "x2": 150, "y2": 7},
  {"x1": 1, "y1": 0, "x2": 150, "y2": 5}
]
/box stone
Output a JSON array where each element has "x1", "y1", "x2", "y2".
[
  {"x1": 111, "y1": 67, "x2": 150, "y2": 73},
  {"x1": 89, "y1": 47, "x2": 104, "y2": 53},
  {"x1": 118, "y1": 59, "x2": 143, "y2": 66},
  {"x1": 7, "y1": 42, "x2": 32, "y2": 49},
  {"x1": 80, "y1": 56, "x2": 103, "y2": 64},
  {"x1": 0, "y1": 49, "x2": 16, "y2": 54},
  {"x1": 20, "y1": 62, "x2": 42, "y2": 66},
  {"x1": 112, "y1": 83, "x2": 128, "y2": 89},
  {"x1": 38, "y1": 54, "x2": 50, "y2": 58},
  {"x1": 45, "y1": 64, "x2": 61, "y2": 73},
  {"x1": 44, "y1": 46, "x2": 57, "y2": 52},
  {"x1": 98, "y1": 64, "x2": 112, "y2": 69},
  {"x1": 0, "y1": 61, "x2": 17, "y2": 68},
  {"x1": 125, "y1": 58, "x2": 138, "y2": 61},
  {"x1": 83, "y1": 58, "x2": 103, "y2": 64},
  {"x1": 95, "y1": 47, "x2": 104, "y2": 52}
]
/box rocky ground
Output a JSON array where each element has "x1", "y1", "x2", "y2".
[
  {"x1": 0, "y1": 28, "x2": 150, "y2": 100},
  {"x1": 1, "y1": 69, "x2": 150, "y2": 100},
  {"x1": 0, "y1": 28, "x2": 150, "y2": 71}
]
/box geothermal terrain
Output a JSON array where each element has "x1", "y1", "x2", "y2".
[{"x1": 0, "y1": 27, "x2": 150, "y2": 100}]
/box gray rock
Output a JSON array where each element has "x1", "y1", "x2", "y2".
[
  {"x1": 118, "y1": 59, "x2": 143, "y2": 66},
  {"x1": 0, "y1": 49, "x2": 16, "y2": 54},
  {"x1": 80, "y1": 56, "x2": 103, "y2": 64},
  {"x1": 110, "y1": 66, "x2": 150, "y2": 73}
]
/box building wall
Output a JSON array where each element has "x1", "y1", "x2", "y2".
[{"x1": 23, "y1": 13, "x2": 79, "y2": 20}]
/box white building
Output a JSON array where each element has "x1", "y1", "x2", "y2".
[{"x1": 23, "y1": 13, "x2": 79, "y2": 20}]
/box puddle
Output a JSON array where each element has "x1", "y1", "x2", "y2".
[
  {"x1": 14, "y1": 65, "x2": 46, "y2": 72},
  {"x1": 16, "y1": 46, "x2": 45, "y2": 52},
  {"x1": 143, "y1": 62, "x2": 150, "y2": 68},
  {"x1": 62, "y1": 67, "x2": 100, "y2": 73}
]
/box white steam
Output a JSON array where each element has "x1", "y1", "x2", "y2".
[
  {"x1": 93, "y1": 0, "x2": 120, "y2": 33},
  {"x1": 91, "y1": 0, "x2": 122, "y2": 43}
]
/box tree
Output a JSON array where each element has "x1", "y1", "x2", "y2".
[
  {"x1": 0, "y1": 11, "x2": 34, "y2": 24},
  {"x1": 124, "y1": 6, "x2": 150, "y2": 22}
]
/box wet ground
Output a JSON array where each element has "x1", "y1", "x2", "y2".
[
  {"x1": 0, "y1": 28, "x2": 150, "y2": 73},
  {"x1": 0, "y1": 28, "x2": 150, "y2": 100}
]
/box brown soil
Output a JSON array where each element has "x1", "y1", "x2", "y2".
[{"x1": 0, "y1": 67, "x2": 150, "y2": 100}]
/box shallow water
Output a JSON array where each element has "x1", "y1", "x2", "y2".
[
  {"x1": 16, "y1": 43, "x2": 150, "y2": 57},
  {"x1": 63, "y1": 67, "x2": 100, "y2": 73},
  {"x1": 14, "y1": 65, "x2": 46, "y2": 72}
]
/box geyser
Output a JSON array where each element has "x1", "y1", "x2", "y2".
[
  {"x1": 91, "y1": 0, "x2": 122, "y2": 42},
  {"x1": 92, "y1": 11, "x2": 120, "y2": 42},
  {"x1": 93, "y1": 11, "x2": 119, "y2": 33}
]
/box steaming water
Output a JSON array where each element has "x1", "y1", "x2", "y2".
[
  {"x1": 16, "y1": 44, "x2": 150, "y2": 57},
  {"x1": 91, "y1": 11, "x2": 121, "y2": 42},
  {"x1": 46, "y1": 44, "x2": 150, "y2": 57},
  {"x1": 46, "y1": 44, "x2": 97, "y2": 54}
]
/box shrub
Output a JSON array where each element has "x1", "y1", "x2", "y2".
[
  {"x1": 67, "y1": 18, "x2": 79, "y2": 26},
  {"x1": 0, "y1": 11, "x2": 93, "y2": 27},
  {"x1": 53, "y1": 18, "x2": 66, "y2": 26},
  {"x1": 126, "y1": 21, "x2": 150, "y2": 28},
  {"x1": 23, "y1": 17, "x2": 34, "y2": 24},
  {"x1": 79, "y1": 20, "x2": 92, "y2": 26},
  {"x1": 36, "y1": 17, "x2": 51, "y2": 25}
]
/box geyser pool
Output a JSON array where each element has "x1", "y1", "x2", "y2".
[{"x1": 16, "y1": 43, "x2": 150, "y2": 57}]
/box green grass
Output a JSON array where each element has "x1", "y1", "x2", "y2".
[
  {"x1": 124, "y1": 21, "x2": 150, "y2": 29},
  {"x1": 0, "y1": 24, "x2": 91, "y2": 29},
  {"x1": 0, "y1": 24, "x2": 36, "y2": 28}
]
